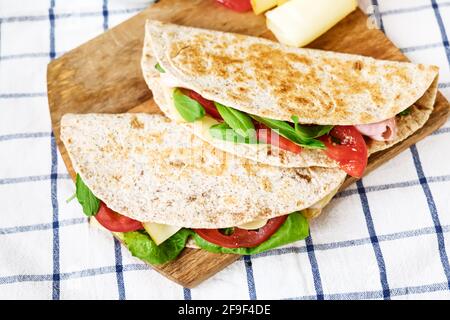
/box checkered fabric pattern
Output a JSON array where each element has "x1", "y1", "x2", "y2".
[{"x1": 0, "y1": 0, "x2": 449, "y2": 300}]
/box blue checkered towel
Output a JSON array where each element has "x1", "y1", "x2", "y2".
[{"x1": 0, "y1": 0, "x2": 449, "y2": 300}]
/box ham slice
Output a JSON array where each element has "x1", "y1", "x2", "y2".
[{"x1": 355, "y1": 118, "x2": 397, "y2": 141}]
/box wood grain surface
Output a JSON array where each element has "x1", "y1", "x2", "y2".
[{"x1": 47, "y1": 0, "x2": 450, "y2": 288}]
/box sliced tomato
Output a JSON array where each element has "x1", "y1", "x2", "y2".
[
  {"x1": 256, "y1": 123, "x2": 302, "y2": 154},
  {"x1": 321, "y1": 126, "x2": 368, "y2": 178},
  {"x1": 182, "y1": 89, "x2": 223, "y2": 120},
  {"x1": 216, "y1": 0, "x2": 252, "y2": 12},
  {"x1": 95, "y1": 202, "x2": 143, "y2": 232},
  {"x1": 194, "y1": 215, "x2": 288, "y2": 248}
]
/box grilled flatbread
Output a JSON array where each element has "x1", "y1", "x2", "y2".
[
  {"x1": 61, "y1": 113, "x2": 346, "y2": 228},
  {"x1": 142, "y1": 20, "x2": 439, "y2": 169}
]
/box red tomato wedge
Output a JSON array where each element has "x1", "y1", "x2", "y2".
[
  {"x1": 183, "y1": 89, "x2": 223, "y2": 120},
  {"x1": 216, "y1": 0, "x2": 252, "y2": 12},
  {"x1": 256, "y1": 123, "x2": 302, "y2": 154},
  {"x1": 95, "y1": 202, "x2": 143, "y2": 232},
  {"x1": 194, "y1": 215, "x2": 288, "y2": 248},
  {"x1": 321, "y1": 126, "x2": 368, "y2": 178}
]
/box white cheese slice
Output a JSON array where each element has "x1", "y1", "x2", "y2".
[
  {"x1": 302, "y1": 184, "x2": 341, "y2": 218},
  {"x1": 191, "y1": 114, "x2": 221, "y2": 139},
  {"x1": 309, "y1": 185, "x2": 340, "y2": 209},
  {"x1": 266, "y1": 0, "x2": 357, "y2": 47},
  {"x1": 89, "y1": 217, "x2": 124, "y2": 241},
  {"x1": 276, "y1": 0, "x2": 289, "y2": 5},
  {"x1": 143, "y1": 222, "x2": 182, "y2": 245},
  {"x1": 251, "y1": 0, "x2": 278, "y2": 15},
  {"x1": 238, "y1": 218, "x2": 269, "y2": 230}
]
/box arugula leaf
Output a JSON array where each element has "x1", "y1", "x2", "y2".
[
  {"x1": 173, "y1": 88, "x2": 205, "y2": 122},
  {"x1": 154, "y1": 63, "x2": 165, "y2": 73},
  {"x1": 398, "y1": 107, "x2": 411, "y2": 116},
  {"x1": 214, "y1": 102, "x2": 256, "y2": 139},
  {"x1": 75, "y1": 174, "x2": 100, "y2": 217},
  {"x1": 209, "y1": 123, "x2": 259, "y2": 144},
  {"x1": 291, "y1": 115, "x2": 333, "y2": 139},
  {"x1": 123, "y1": 229, "x2": 191, "y2": 265},
  {"x1": 250, "y1": 114, "x2": 326, "y2": 149},
  {"x1": 192, "y1": 212, "x2": 309, "y2": 255}
]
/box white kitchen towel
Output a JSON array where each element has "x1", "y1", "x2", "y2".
[{"x1": 0, "y1": 0, "x2": 449, "y2": 300}]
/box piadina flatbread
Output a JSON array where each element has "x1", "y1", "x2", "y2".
[
  {"x1": 142, "y1": 20, "x2": 439, "y2": 169},
  {"x1": 61, "y1": 113, "x2": 346, "y2": 228}
]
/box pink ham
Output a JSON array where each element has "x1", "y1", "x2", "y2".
[{"x1": 355, "y1": 118, "x2": 397, "y2": 141}]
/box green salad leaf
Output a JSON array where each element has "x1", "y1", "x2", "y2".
[
  {"x1": 250, "y1": 115, "x2": 326, "y2": 149},
  {"x1": 214, "y1": 102, "x2": 256, "y2": 139},
  {"x1": 123, "y1": 229, "x2": 191, "y2": 265},
  {"x1": 209, "y1": 123, "x2": 259, "y2": 144},
  {"x1": 291, "y1": 115, "x2": 333, "y2": 139},
  {"x1": 75, "y1": 174, "x2": 100, "y2": 217},
  {"x1": 192, "y1": 212, "x2": 309, "y2": 255},
  {"x1": 173, "y1": 88, "x2": 205, "y2": 122},
  {"x1": 398, "y1": 107, "x2": 411, "y2": 116},
  {"x1": 154, "y1": 63, "x2": 165, "y2": 73}
]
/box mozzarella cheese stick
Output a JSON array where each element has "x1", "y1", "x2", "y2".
[
  {"x1": 251, "y1": 0, "x2": 278, "y2": 15},
  {"x1": 266, "y1": 0, "x2": 357, "y2": 47}
]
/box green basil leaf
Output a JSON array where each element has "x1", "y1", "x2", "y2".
[
  {"x1": 297, "y1": 139, "x2": 327, "y2": 149},
  {"x1": 154, "y1": 63, "x2": 165, "y2": 73},
  {"x1": 209, "y1": 123, "x2": 259, "y2": 144},
  {"x1": 173, "y1": 88, "x2": 205, "y2": 122},
  {"x1": 250, "y1": 115, "x2": 300, "y2": 141},
  {"x1": 214, "y1": 102, "x2": 255, "y2": 139},
  {"x1": 75, "y1": 174, "x2": 100, "y2": 217},
  {"x1": 192, "y1": 212, "x2": 309, "y2": 255},
  {"x1": 250, "y1": 114, "x2": 326, "y2": 149},
  {"x1": 291, "y1": 115, "x2": 333, "y2": 139},
  {"x1": 123, "y1": 229, "x2": 191, "y2": 265},
  {"x1": 398, "y1": 107, "x2": 411, "y2": 116}
]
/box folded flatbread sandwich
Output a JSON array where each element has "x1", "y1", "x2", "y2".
[
  {"x1": 142, "y1": 20, "x2": 439, "y2": 178},
  {"x1": 61, "y1": 113, "x2": 345, "y2": 264}
]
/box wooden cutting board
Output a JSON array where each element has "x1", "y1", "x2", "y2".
[{"x1": 47, "y1": 0, "x2": 450, "y2": 288}]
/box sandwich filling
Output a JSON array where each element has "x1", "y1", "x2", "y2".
[
  {"x1": 76, "y1": 174, "x2": 309, "y2": 264},
  {"x1": 155, "y1": 64, "x2": 409, "y2": 178},
  {"x1": 74, "y1": 173, "x2": 338, "y2": 264}
]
